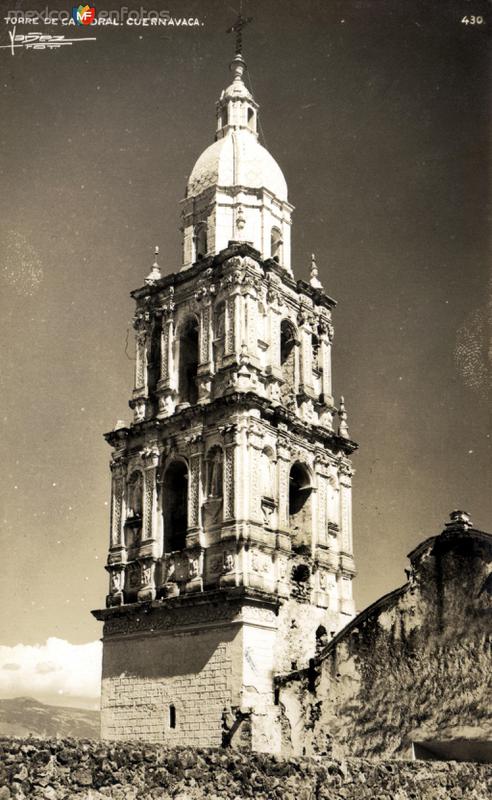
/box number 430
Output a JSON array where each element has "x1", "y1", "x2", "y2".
[{"x1": 461, "y1": 15, "x2": 485, "y2": 24}]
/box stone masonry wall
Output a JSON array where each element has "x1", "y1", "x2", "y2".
[
  {"x1": 101, "y1": 627, "x2": 241, "y2": 747},
  {"x1": 277, "y1": 526, "x2": 492, "y2": 759},
  {"x1": 1, "y1": 738, "x2": 491, "y2": 800}
]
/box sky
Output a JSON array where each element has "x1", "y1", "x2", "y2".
[{"x1": 0, "y1": 0, "x2": 490, "y2": 706}]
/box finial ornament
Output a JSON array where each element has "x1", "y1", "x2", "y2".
[
  {"x1": 445, "y1": 510, "x2": 473, "y2": 531},
  {"x1": 338, "y1": 396, "x2": 349, "y2": 439},
  {"x1": 145, "y1": 244, "x2": 162, "y2": 285},
  {"x1": 309, "y1": 253, "x2": 323, "y2": 289},
  {"x1": 226, "y1": 12, "x2": 253, "y2": 56}
]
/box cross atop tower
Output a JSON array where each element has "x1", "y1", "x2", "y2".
[{"x1": 226, "y1": 12, "x2": 253, "y2": 56}]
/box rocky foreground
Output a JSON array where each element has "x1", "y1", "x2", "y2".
[{"x1": 0, "y1": 738, "x2": 491, "y2": 799}]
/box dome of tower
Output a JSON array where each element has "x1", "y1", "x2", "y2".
[{"x1": 186, "y1": 130, "x2": 288, "y2": 202}]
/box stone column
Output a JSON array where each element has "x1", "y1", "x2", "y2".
[
  {"x1": 221, "y1": 263, "x2": 243, "y2": 366},
  {"x1": 183, "y1": 433, "x2": 205, "y2": 591},
  {"x1": 315, "y1": 470, "x2": 328, "y2": 549},
  {"x1": 134, "y1": 328, "x2": 147, "y2": 394},
  {"x1": 196, "y1": 292, "x2": 214, "y2": 402},
  {"x1": 276, "y1": 436, "x2": 292, "y2": 539},
  {"x1": 130, "y1": 320, "x2": 148, "y2": 423},
  {"x1": 137, "y1": 445, "x2": 160, "y2": 601},
  {"x1": 338, "y1": 461, "x2": 356, "y2": 612},
  {"x1": 222, "y1": 424, "x2": 240, "y2": 521},
  {"x1": 232, "y1": 291, "x2": 243, "y2": 360},
  {"x1": 248, "y1": 427, "x2": 264, "y2": 524},
  {"x1": 339, "y1": 468, "x2": 353, "y2": 556},
  {"x1": 265, "y1": 287, "x2": 283, "y2": 404},
  {"x1": 107, "y1": 455, "x2": 126, "y2": 607},
  {"x1": 297, "y1": 310, "x2": 315, "y2": 395},
  {"x1": 242, "y1": 278, "x2": 260, "y2": 366},
  {"x1": 186, "y1": 437, "x2": 204, "y2": 547},
  {"x1": 157, "y1": 293, "x2": 176, "y2": 417},
  {"x1": 109, "y1": 458, "x2": 125, "y2": 552},
  {"x1": 319, "y1": 317, "x2": 334, "y2": 405},
  {"x1": 268, "y1": 300, "x2": 282, "y2": 371}
]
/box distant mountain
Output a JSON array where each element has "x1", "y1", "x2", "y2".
[{"x1": 0, "y1": 697, "x2": 100, "y2": 739}]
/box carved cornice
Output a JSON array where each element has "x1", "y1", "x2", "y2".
[
  {"x1": 92, "y1": 586, "x2": 280, "y2": 636},
  {"x1": 109, "y1": 391, "x2": 357, "y2": 457},
  {"x1": 140, "y1": 445, "x2": 160, "y2": 468}
]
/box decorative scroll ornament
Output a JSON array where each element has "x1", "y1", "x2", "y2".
[
  {"x1": 132, "y1": 308, "x2": 151, "y2": 331},
  {"x1": 161, "y1": 286, "x2": 175, "y2": 318},
  {"x1": 242, "y1": 274, "x2": 262, "y2": 292},
  {"x1": 220, "y1": 270, "x2": 243, "y2": 291},
  {"x1": 140, "y1": 562, "x2": 152, "y2": 587},
  {"x1": 110, "y1": 454, "x2": 127, "y2": 473},
  {"x1": 314, "y1": 450, "x2": 331, "y2": 469},
  {"x1": 140, "y1": 445, "x2": 160, "y2": 466},
  {"x1": 188, "y1": 556, "x2": 200, "y2": 579},
  {"x1": 318, "y1": 318, "x2": 334, "y2": 342},
  {"x1": 184, "y1": 431, "x2": 204, "y2": 446},
  {"x1": 223, "y1": 552, "x2": 235, "y2": 573},
  {"x1": 223, "y1": 256, "x2": 243, "y2": 271},
  {"x1": 195, "y1": 268, "x2": 216, "y2": 301},
  {"x1": 110, "y1": 570, "x2": 123, "y2": 593},
  {"x1": 297, "y1": 306, "x2": 316, "y2": 329},
  {"x1": 265, "y1": 273, "x2": 283, "y2": 305}
]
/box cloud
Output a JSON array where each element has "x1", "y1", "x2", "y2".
[{"x1": 0, "y1": 638, "x2": 101, "y2": 708}]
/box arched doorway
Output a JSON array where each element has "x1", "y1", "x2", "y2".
[{"x1": 162, "y1": 460, "x2": 188, "y2": 552}]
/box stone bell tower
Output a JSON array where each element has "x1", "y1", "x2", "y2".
[{"x1": 92, "y1": 24, "x2": 357, "y2": 753}]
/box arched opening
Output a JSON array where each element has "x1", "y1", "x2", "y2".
[
  {"x1": 125, "y1": 471, "x2": 143, "y2": 555},
  {"x1": 147, "y1": 321, "x2": 161, "y2": 413},
  {"x1": 220, "y1": 107, "x2": 228, "y2": 129},
  {"x1": 247, "y1": 107, "x2": 255, "y2": 131},
  {"x1": 162, "y1": 460, "x2": 188, "y2": 552},
  {"x1": 178, "y1": 317, "x2": 199, "y2": 405},
  {"x1": 289, "y1": 462, "x2": 313, "y2": 549},
  {"x1": 169, "y1": 704, "x2": 176, "y2": 729},
  {"x1": 194, "y1": 223, "x2": 208, "y2": 261},
  {"x1": 127, "y1": 471, "x2": 143, "y2": 519},
  {"x1": 280, "y1": 319, "x2": 297, "y2": 404},
  {"x1": 271, "y1": 227, "x2": 283, "y2": 263},
  {"x1": 212, "y1": 301, "x2": 226, "y2": 368},
  {"x1": 206, "y1": 446, "x2": 223, "y2": 498}
]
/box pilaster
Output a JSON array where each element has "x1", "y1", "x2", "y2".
[
  {"x1": 157, "y1": 291, "x2": 177, "y2": 417},
  {"x1": 319, "y1": 314, "x2": 334, "y2": 406},
  {"x1": 137, "y1": 445, "x2": 160, "y2": 602}
]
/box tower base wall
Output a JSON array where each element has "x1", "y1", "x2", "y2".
[{"x1": 101, "y1": 625, "x2": 241, "y2": 747}]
